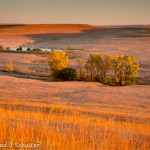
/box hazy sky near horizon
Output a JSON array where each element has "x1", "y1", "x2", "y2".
[{"x1": 0, "y1": 0, "x2": 150, "y2": 25}]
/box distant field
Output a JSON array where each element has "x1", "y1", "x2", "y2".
[
  {"x1": 0, "y1": 25, "x2": 150, "y2": 57},
  {"x1": 0, "y1": 24, "x2": 150, "y2": 80},
  {"x1": 0, "y1": 50, "x2": 149, "y2": 84},
  {"x1": 0, "y1": 24, "x2": 95, "y2": 48}
]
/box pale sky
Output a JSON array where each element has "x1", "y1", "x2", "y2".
[{"x1": 0, "y1": 0, "x2": 150, "y2": 25}]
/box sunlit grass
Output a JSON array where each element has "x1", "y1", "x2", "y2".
[{"x1": 0, "y1": 99, "x2": 149, "y2": 150}]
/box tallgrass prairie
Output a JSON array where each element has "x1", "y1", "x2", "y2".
[
  {"x1": 0, "y1": 75, "x2": 150, "y2": 150},
  {"x1": 0, "y1": 24, "x2": 150, "y2": 150}
]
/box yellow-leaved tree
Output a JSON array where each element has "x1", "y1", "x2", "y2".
[
  {"x1": 84, "y1": 53, "x2": 139, "y2": 85},
  {"x1": 48, "y1": 50, "x2": 68, "y2": 78},
  {"x1": 113, "y1": 55, "x2": 139, "y2": 85},
  {"x1": 6, "y1": 62, "x2": 14, "y2": 73}
]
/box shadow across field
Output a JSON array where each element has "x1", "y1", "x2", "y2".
[
  {"x1": 22, "y1": 26, "x2": 150, "y2": 48},
  {"x1": 0, "y1": 70, "x2": 50, "y2": 82}
]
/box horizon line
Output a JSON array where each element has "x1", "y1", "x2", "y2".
[{"x1": 0, "y1": 23, "x2": 150, "y2": 26}]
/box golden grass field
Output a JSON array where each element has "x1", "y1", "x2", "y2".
[
  {"x1": 0, "y1": 24, "x2": 150, "y2": 149},
  {"x1": 0, "y1": 75, "x2": 150, "y2": 150}
]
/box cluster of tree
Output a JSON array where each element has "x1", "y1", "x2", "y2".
[
  {"x1": 0, "y1": 45, "x2": 10, "y2": 50},
  {"x1": 16, "y1": 46, "x2": 23, "y2": 51},
  {"x1": 83, "y1": 54, "x2": 139, "y2": 86},
  {"x1": 16, "y1": 47, "x2": 43, "y2": 52},
  {"x1": 3, "y1": 49, "x2": 139, "y2": 86},
  {"x1": 0, "y1": 45, "x2": 43, "y2": 52},
  {"x1": 48, "y1": 51, "x2": 139, "y2": 86}
]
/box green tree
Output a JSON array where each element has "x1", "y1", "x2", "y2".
[{"x1": 85, "y1": 54, "x2": 113, "y2": 83}]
